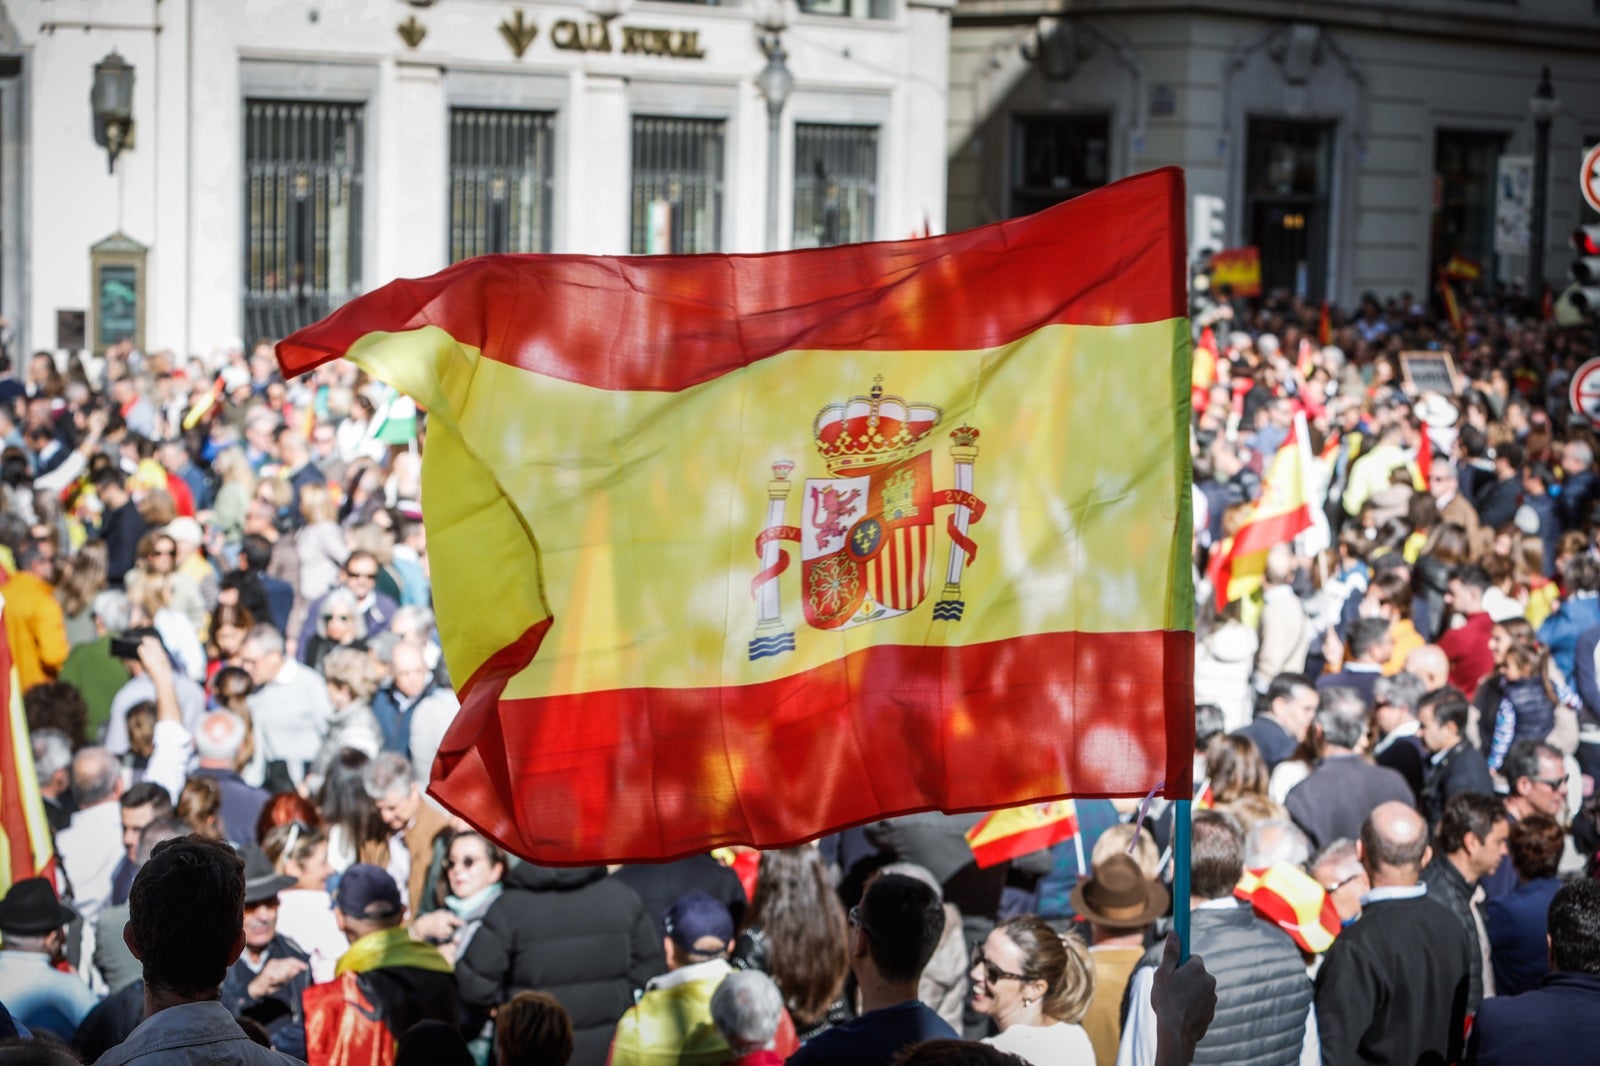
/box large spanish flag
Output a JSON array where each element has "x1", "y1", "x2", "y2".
[
  {"x1": 278, "y1": 168, "x2": 1194, "y2": 865},
  {"x1": 0, "y1": 606, "x2": 55, "y2": 895}
]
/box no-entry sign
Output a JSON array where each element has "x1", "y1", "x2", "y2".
[
  {"x1": 1583, "y1": 144, "x2": 1600, "y2": 214},
  {"x1": 1571, "y1": 357, "x2": 1600, "y2": 425}
]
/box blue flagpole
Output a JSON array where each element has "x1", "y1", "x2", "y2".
[{"x1": 1172, "y1": 798, "x2": 1192, "y2": 963}]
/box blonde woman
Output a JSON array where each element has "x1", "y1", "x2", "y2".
[
  {"x1": 972, "y1": 915, "x2": 1095, "y2": 1064},
  {"x1": 295, "y1": 481, "x2": 346, "y2": 601},
  {"x1": 211, "y1": 447, "x2": 256, "y2": 543},
  {"x1": 124, "y1": 569, "x2": 207, "y2": 683},
  {"x1": 135, "y1": 529, "x2": 207, "y2": 637}
]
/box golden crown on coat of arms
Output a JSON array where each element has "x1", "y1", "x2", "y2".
[{"x1": 812, "y1": 377, "x2": 942, "y2": 475}]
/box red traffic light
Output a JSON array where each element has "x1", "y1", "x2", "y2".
[{"x1": 1575, "y1": 226, "x2": 1600, "y2": 256}]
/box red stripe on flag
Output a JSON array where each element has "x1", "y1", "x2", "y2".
[
  {"x1": 900, "y1": 533, "x2": 912, "y2": 610},
  {"x1": 277, "y1": 169, "x2": 1187, "y2": 387},
  {"x1": 0, "y1": 622, "x2": 33, "y2": 888},
  {"x1": 427, "y1": 629, "x2": 1195, "y2": 865},
  {"x1": 881, "y1": 536, "x2": 898, "y2": 611}
]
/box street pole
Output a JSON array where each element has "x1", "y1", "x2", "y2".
[
  {"x1": 766, "y1": 87, "x2": 784, "y2": 253},
  {"x1": 754, "y1": 2, "x2": 794, "y2": 253},
  {"x1": 1527, "y1": 66, "x2": 1558, "y2": 306},
  {"x1": 1529, "y1": 116, "x2": 1551, "y2": 303}
]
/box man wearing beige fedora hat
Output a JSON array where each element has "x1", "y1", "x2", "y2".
[{"x1": 1071, "y1": 854, "x2": 1168, "y2": 1066}]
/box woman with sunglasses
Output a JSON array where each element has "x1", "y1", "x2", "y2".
[
  {"x1": 134, "y1": 529, "x2": 208, "y2": 642},
  {"x1": 411, "y1": 831, "x2": 507, "y2": 964},
  {"x1": 970, "y1": 915, "x2": 1095, "y2": 1064},
  {"x1": 300, "y1": 587, "x2": 368, "y2": 673}
]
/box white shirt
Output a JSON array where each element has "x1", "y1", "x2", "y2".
[
  {"x1": 985, "y1": 1021, "x2": 1094, "y2": 1066},
  {"x1": 1360, "y1": 883, "x2": 1427, "y2": 906},
  {"x1": 57, "y1": 801, "x2": 123, "y2": 924},
  {"x1": 248, "y1": 658, "x2": 334, "y2": 784},
  {"x1": 275, "y1": 888, "x2": 348, "y2": 984},
  {"x1": 386, "y1": 829, "x2": 413, "y2": 910}
]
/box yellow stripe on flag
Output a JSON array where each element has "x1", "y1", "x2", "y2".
[{"x1": 352, "y1": 320, "x2": 1190, "y2": 699}]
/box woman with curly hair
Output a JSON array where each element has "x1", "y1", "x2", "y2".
[
  {"x1": 730, "y1": 846, "x2": 851, "y2": 1041},
  {"x1": 971, "y1": 915, "x2": 1095, "y2": 1064},
  {"x1": 23, "y1": 682, "x2": 90, "y2": 752}
]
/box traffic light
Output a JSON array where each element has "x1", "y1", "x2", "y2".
[{"x1": 1573, "y1": 225, "x2": 1600, "y2": 314}]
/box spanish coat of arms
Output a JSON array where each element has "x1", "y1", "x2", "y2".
[{"x1": 749, "y1": 378, "x2": 986, "y2": 660}]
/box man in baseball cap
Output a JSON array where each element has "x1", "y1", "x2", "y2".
[
  {"x1": 302, "y1": 865, "x2": 457, "y2": 1064},
  {"x1": 610, "y1": 892, "x2": 750, "y2": 1066},
  {"x1": 0, "y1": 877, "x2": 94, "y2": 1039}
]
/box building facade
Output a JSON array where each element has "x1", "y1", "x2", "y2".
[
  {"x1": 0, "y1": 0, "x2": 951, "y2": 356},
  {"x1": 949, "y1": 0, "x2": 1600, "y2": 305}
]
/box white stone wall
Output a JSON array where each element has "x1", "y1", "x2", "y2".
[
  {"x1": 7, "y1": 0, "x2": 950, "y2": 356},
  {"x1": 948, "y1": 3, "x2": 1600, "y2": 304}
]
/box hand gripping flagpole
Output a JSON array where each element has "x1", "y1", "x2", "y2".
[
  {"x1": 749, "y1": 460, "x2": 798, "y2": 660},
  {"x1": 935, "y1": 426, "x2": 980, "y2": 620}
]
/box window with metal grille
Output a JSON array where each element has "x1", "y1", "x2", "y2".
[
  {"x1": 1009, "y1": 113, "x2": 1109, "y2": 218},
  {"x1": 243, "y1": 100, "x2": 364, "y2": 343},
  {"x1": 630, "y1": 116, "x2": 725, "y2": 254},
  {"x1": 449, "y1": 108, "x2": 556, "y2": 262},
  {"x1": 793, "y1": 124, "x2": 878, "y2": 248}
]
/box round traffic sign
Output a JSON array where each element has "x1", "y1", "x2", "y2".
[
  {"x1": 1571, "y1": 357, "x2": 1600, "y2": 426},
  {"x1": 1583, "y1": 144, "x2": 1600, "y2": 215}
]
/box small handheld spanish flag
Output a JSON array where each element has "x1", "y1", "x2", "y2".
[
  {"x1": 1235, "y1": 862, "x2": 1341, "y2": 954},
  {"x1": 182, "y1": 377, "x2": 226, "y2": 431},
  {"x1": 1438, "y1": 269, "x2": 1464, "y2": 337},
  {"x1": 965, "y1": 801, "x2": 1079, "y2": 869}
]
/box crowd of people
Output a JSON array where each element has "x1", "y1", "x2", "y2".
[{"x1": 0, "y1": 279, "x2": 1599, "y2": 1065}]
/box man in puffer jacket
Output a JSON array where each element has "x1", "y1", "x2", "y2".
[
  {"x1": 1118, "y1": 810, "x2": 1314, "y2": 1066},
  {"x1": 454, "y1": 861, "x2": 664, "y2": 1066}
]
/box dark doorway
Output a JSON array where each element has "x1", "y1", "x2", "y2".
[
  {"x1": 1431, "y1": 130, "x2": 1506, "y2": 284},
  {"x1": 1245, "y1": 118, "x2": 1333, "y2": 300}
]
